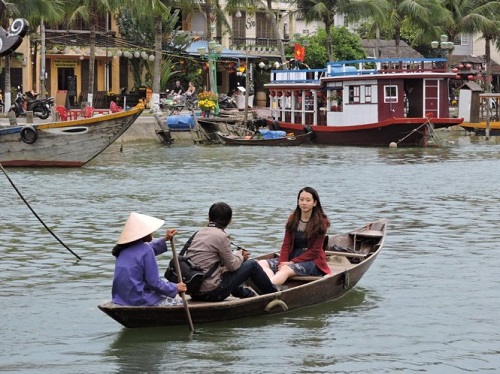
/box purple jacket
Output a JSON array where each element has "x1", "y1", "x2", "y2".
[{"x1": 111, "y1": 238, "x2": 178, "y2": 306}]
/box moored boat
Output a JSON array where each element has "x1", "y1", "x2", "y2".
[
  {"x1": 0, "y1": 107, "x2": 143, "y2": 167},
  {"x1": 460, "y1": 93, "x2": 500, "y2": 136},
  {"x1": 216, "y1": 130, "x2": 312, "y2": 146},
  {"x1": 264, "y1": 58, "x2": 464, "y2": 147},
  {"x1": 98, "y1": 218, "x2": 387, "y2": 328}
]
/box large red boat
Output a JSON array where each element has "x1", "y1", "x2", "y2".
[{"x1": 264, "y1": 58, "x2": 463, "y2": 147}]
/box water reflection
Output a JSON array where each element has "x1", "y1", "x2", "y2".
[{"x1": 2, "y1": 137, "x2": 500, "y2": 373}]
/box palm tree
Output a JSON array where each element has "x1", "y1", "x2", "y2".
[
  {"x1": 116, "y1": 2, "x2": 194, "y2": 111},
  {"x1": 293, "y1": 0, "x2": 389, "y2": 61},
  {"x1": 2, "y1": 1, "x2": 62, "y2": 110},
  {"x1": 441, "y1": 0, "x2": 500, "y2": 90},
  {"x1": 63, "y1": 0, "x2": 122, "y2": 106},
  {"x1": 382, "y1": 0, "x2": 450, "y2": 57},
  {"x1": 14, "y1": 0, "x2": 64, "y2": 100}
]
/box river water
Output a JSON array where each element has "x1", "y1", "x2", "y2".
[{"x1": 1, "y1": 132, "x2": 499, "y2": 373}]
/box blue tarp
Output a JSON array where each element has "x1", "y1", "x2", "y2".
[
  {"x1": 259, "y1": 129, "x2": 286, "y2": 139},
  {"x1": 166, "y1": 115, "x2": 195, "y2": 131}
]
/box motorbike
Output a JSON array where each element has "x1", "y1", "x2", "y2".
[
  {"x1": 218, "y1": 93, "x2": 237, "y2": 109},
  {"x1": 9, "y1": 88, "x2": 53, "y2": 119}
]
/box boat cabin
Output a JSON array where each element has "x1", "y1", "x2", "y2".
[{"x1": 265, "y1": 58, "x2": 455, "y2": 126}]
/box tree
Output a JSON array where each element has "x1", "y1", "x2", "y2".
[
  {"x1": 382, "y1": 0, "x2": 450, "y2": 57},
  {"x1": 296, "y1": 27, "x2": 365, "y2": 68},
  {"x1": 63, "y1": 0, "x2": 123, "y2": 106},
  {"x1": 294, "y1": 0, "x2": 388, "y2": 61},
  {"x1": 115, "y1": 3, "x2": 193, "y2": 110},
  {"x1": 1, "y1": 1, "x2": 62, "y2": 109},
  {"x1": 441, "y1": 0, "x2": 500, "y2": 90}
]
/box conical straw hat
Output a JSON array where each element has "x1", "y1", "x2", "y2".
[{"x1": 117, "y1": 212, "x2": 164, "y2": 244}]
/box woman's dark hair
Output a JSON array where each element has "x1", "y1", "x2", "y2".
[
  {"x1": 208, "y1": 202, "x2": 232, "y2": 229},
  {"x1": 286, "y1": 186, "x2": 330, "y2": 238}
]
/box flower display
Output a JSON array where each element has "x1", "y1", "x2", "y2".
[
  {"x1": 197, "y1": 91, "x2": 218, "y2": 102},
  {"x1": 198, "y1": 99, "x2": 216, "y2": 112},
  {"x1": 197, "y1": 91, "x2": 217, "y2": 112}
]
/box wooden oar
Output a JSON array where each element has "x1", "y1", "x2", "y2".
[{"x1": 170, "y1": 238, "x2": 195, "y2": 333}]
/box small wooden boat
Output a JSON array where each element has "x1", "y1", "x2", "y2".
[
  {"x1": 0, "y1": 107, "x2": 143, "y2": 167},
  {"x1": 98, "y1": 218, "x2": 387, "y2": 328},
  {"x1": 216, "y1": 130, "x2": 312, "y2": 146},
  {"x1": 265, "y1": 57, "x2": 464, "y2": 147}
]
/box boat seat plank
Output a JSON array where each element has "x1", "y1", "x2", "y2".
[
  {"x1": 325, "y1": 250, "x2": 367, "y2": 258},
  {"x1": 349, "y1": 230, "x2": 383, "y2": 239}
]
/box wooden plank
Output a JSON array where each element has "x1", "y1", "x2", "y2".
[{"x1": 325, "y1": 250, "x2": 367, "y2": 258}]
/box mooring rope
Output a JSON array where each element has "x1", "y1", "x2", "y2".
[{"x1": 0, "y1": 163, "x2": 82, "y2": 260}]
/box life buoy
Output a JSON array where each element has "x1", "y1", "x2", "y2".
[{"x1": 20, "y1": 126, "x2": 38, "y2": 144}]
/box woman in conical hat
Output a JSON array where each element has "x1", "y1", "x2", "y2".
[{"x1": 111, "y1": 212, "x2": 187, "y2": 306}]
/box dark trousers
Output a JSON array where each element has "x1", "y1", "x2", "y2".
[{"x1": 192, "y1": 259, "x2": 276, "y2": 302}]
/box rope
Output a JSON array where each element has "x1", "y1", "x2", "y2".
[
  {"x1": 0, "y1": 163, "x2": 82, "y2": 260},
  {"x1": 396, "y1": 117, "x2": 433, "y2": 145}
]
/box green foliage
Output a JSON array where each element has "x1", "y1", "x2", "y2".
[
  {"x1": 287, "y1": 27, "x2": 366, "y2": 68},
  {"x1": 115, "y1": 7, "x2": 193, "y2": 89}
]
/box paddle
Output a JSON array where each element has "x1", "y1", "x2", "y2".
[{"x1": 170, "y1": 238, "x2": 195, "y2": 333}]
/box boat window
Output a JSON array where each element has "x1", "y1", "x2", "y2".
[
  {"x1": 348, "y1": 86, "x2": 360, "y2": 103},
  {"x1": 365, "y1": 86, "x2": 372, "y2": 103},
  {"x1": 384, "y1": 85, "x2": 398, "y2": 103}
]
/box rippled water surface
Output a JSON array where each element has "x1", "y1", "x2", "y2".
[{"x1": 1, "y1": 133, "x2": 499, "y2": 373}]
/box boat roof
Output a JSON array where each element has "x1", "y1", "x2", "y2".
[{"x1": 266, "y1": 57, "x2": 454, "y2": 87}]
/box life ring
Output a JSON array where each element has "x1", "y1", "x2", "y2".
[
  {"x1": 265, "y1": 299, "x2": 288, "y2": 312},
  {"x1": 20, "y1": 126, "x2": 38, "y2": 144}
]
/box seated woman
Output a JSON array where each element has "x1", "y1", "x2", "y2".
[
  {"x1": 111, "y1": 212, "x2": 186, "y2": 306},
  {"x1": 259, "y1": 187, "x2": 331, "y2": 285},
  {"x1": 186, "y1": 202, "x2": 277, "y2": 302}
]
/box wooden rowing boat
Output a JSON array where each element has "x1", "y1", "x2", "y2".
[
  {"x1": 98, "y1": 218, "x2": 387, "y2": 328},
  {"x1": 216, "y1": 131, "x2": 313, "y2": 146},
  {"x1": 0, "y1": 107, "x2": 143, "y2": 167}
]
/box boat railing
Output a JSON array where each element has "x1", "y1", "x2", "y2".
[
  {"x1": 269, "y1": 58, "x2": 449, "y2": 83},
  {"x1": 325, "y1": 57, "x2": 449, "y2": 77},
  {"x1": 270, "y1": 69, "x2": 325, "y2": 84}
]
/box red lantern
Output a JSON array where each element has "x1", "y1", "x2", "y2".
[
  {"x1": 452, "y1": 68, "x2": 458, "y2": 73},
  {"x1": 285, "y1": 91, "x2": 291, "y2": 97},
  {"x1": 458, "y1": 64, "x2": 464, "y2": 70},
  {"x1": 466, "y1": 63, "x2": 472, "y2": 70},
  {"x1": 305, "y1": 91, "x2": 312, "y2": 98},
  {"x1": 293, "y1": 90, "x2": 299, "y2": 96},
  {"x1": 317, "y1": 91, "x2": 324, "y2": 98},
  {"x1": 467, "y1": 75, "x2": 474, "y2": 81},
  {"x1": 455, "y1": 75, "x2": 461, "y2": 80},
  {"x1": 270, "y1": 91, "x2": 276, "y2": 97},
  {"x1": 277, "y1": 91, "x2": 283, "y2": 97}
]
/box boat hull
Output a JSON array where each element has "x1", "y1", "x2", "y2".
[
  {"x1": 460, "y1": 122, "x2": 500, "y2": 136},
  {"x1": 216, "y1": 131, "x2": 312, "y2": 146},
  {"x1": 0, "y1": 108, "x2": 142, "y2": 167},
  {"x1": 98, "y1": 218, "x2": 387, "y2": 328},
  {"x1": 270, "y1": 117, "x2": 463, "y2": 147}
]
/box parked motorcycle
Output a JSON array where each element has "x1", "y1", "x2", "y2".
[
  {"x1": 218, "y1": 93, "x2": 237, "y2": 109},
  {"x1": 9, "y1": 88, "x2": 53, "y2": 119}
]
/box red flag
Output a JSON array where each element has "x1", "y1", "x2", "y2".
[{"x1": 294, "y1": 43, "x2": 305, "y2": 62}]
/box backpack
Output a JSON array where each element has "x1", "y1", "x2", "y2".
[{"x1": 164, "y1": 232, "x2": 219, "y2": 295}]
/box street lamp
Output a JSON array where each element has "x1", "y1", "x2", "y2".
[
  {"x1": 198, "y1": 41, "x2": 223, "y2": 115},
  {"x1": 431, "y1": 34, "x2": 454, "y2": 70}
]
